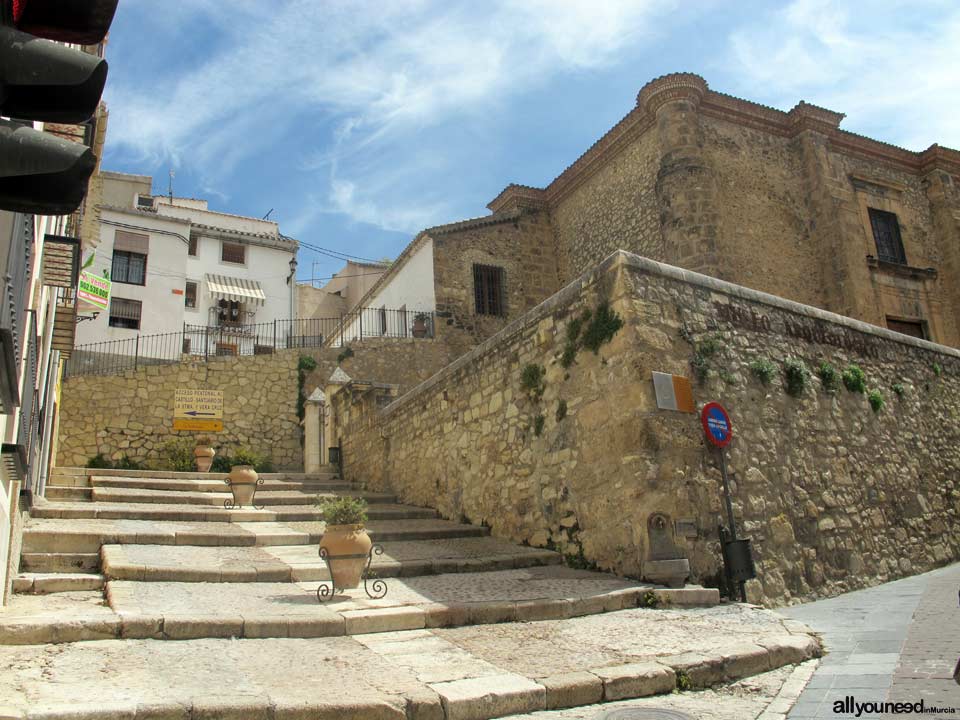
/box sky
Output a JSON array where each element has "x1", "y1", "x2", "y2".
[{"x1": 101, "y1": 0, "x2": 960, "y2": 285}]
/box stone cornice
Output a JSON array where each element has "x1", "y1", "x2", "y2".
[{"x1": 487, "y1": 73, "x2": 960, "y2": 211}]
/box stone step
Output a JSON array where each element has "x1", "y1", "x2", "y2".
[
  {"x1": 43, "y1": 486, "x2": 93, "y2": 501},
  {"x1": 48, "y1": 467, "x2": 341, "y2": 488},
  {"x1": 0, "y1": 570, "x2": 723, "y2": 645},
  {"x1": 22, "y1": 518, "x2": 490, "y2": 553},
  {"x1": 100, "y1": 537, "x2": 563, "y2": 583},
  {"x1": 20, "y1": 552, "x2": 100, "y2": 573},
  {"x1": 31, "y1": 500, "x2": 437, "y2": 523},
  {"x1": 88, "y1": 476, "x2": 354, "y2": 493},
  {"x1": 13, "y1": 572, "x2": 105, "y2": 594},
  {"x1": 0, "y1": 595, "x2": 818, "y2": 720},
  {"x1": 88, "y1": 486, "x2": 396, "y2": 507}
]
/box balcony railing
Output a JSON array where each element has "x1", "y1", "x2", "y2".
[{"x1": 63, "y1": 308, "x2": 436, "y2": 378}]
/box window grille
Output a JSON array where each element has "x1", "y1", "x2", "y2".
[
  {"x1": 185, "y1": 281, "x2": 197, "y2": 308},
  {"x1": 108, "y1": 297, "x2": 141, "y2": 329},
  {"x1": 473, "y1": 264, "x2": 505, "y2": 316},
  {"x1": 188, "y1": 234, "x2": 198, "y2": 256}
]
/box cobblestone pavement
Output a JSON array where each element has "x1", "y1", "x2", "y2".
[{"x1": 780, "y1": 563, "x2": 960, "y2": 719}]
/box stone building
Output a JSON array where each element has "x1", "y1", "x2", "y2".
[{"x1": 353, "y1": 73, "x2": 960, "y2": 349}]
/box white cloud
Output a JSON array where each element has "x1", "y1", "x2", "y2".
[
  {"x1": 104, "y1": 0, "x2": 674, "y2": 232},
  {"x1": 727, "y1": 0, "x2": 960, "y2": 151}
]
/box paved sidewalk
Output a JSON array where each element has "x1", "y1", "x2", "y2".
[{"x1": 780, "y1": 563, "x2": 960, "y2": 718}]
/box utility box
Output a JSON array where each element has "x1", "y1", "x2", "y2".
[{"x1": 722, "y1": 537, "x2": 756, "y2": 583}]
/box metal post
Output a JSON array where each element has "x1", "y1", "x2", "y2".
[
  {"x1": 359, "y1": 308, "x2": 363, "y2": 340},
  {"x1": 204, "y1": 325, "x2": 209, "y2": 360},
  {"x1": 718, "y1": 449, "x2": 746, "y2": 602},
  {"x1": 273, "y1": 319, "x2": 277, "y2": 351},
  {"x1": 339, "y1": 315, "x2": 344, "y2": 347},
  {"x1": 134, "y1": 335, "x2": 140, "y2": 371}
]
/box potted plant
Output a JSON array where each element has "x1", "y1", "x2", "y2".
[
  {"x1": 194, "y1": 436, "x2": 216, "y2": 472},
  {"x1": 317, "y1": 495, "x2": 370, "y2": 589},
  {"x1": 224, "y1": 464, "x2": 262, "y2": 509},
  {"x1": 411, "y1": 312, "x2": 430, "y2": 338}
]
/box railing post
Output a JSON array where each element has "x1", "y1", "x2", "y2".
[
  {"x1": 359, "y1": 307, "x2": 363, "y2": 340},
  {"x1": 273, "y1": 319, "x2": 277, "y2": 351},
  {"x1": 204, "y1": 325, "x2": 209, "y2": 360},
  {"x1": 134, "y1": 335, "x2": 140, "y2": 371},
  {"x1": 340, "y1": 315, "x2": 344, "y2": 347}
]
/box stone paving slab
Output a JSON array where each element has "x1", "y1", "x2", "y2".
[
  {"x1": 31, "y1": 500, "x2": 437, "y2": 522},
  {"x1": 0, "y1": 606, "x2": 821, "y2": 719},
  {"x1": 22, "y1": 517, "x2": 488, "y2": 553},
  {"x1": 88, "y1": 476, "x2": 352, "y2": 493},
  {"x1": 101, "y1": 538, "x2": 561, "y2": 582}
]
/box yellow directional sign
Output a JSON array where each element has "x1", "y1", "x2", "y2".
[{"x1": 174, "y1": 389, "x2": 224, "y2": 432}]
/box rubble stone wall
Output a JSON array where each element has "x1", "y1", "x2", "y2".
[
  {"x1": 340, "y1": 251, "x2": 960, "y2": 606},
  {"x1": 57, "y1": 339, "x2": 456, "y2": 470}
]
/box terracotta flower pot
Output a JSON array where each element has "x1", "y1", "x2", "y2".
[
  {"x1": 319, "y1": 524, "x2": 372, "y2": 589},
  {"x1": 194, "y1": 446, "x2": 215, "y2": 472},
  {"x1": 225, "y1": 465, "x2": 259, "y2": 508}
]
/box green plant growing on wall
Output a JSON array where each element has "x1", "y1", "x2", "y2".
[
  {"x1": 560, "y1": 313, "x2": 586, "y2": 368},
  {"x1": 842, "y1": 364, "x2": 867, "y2": 394},
  {"x1": 690, "y1": 335, "x2": 723, "y2": 383},
  {"x1": 782, "y1": 357, "x2": 809, "y2": 397},
  {"x1": 336, "y1": 346, "x2": 354, "y2": 365},
  {"x1": 675, "y1": 668, "x2": 691, "y2": 691},
  {"x1": 817, "y1": 362, "x2": 839, "y2": 393},
  {"x1": 533, "y1": 413, "x2": 545, "y2": 437},
  {"x1": 581, "y1": 301, "x2": 624, "y2": 353},
  {"x1": 640, "y1": 590, "x2": 661, "y2": 608},
  {"x1": 892, "y1": 383, "x2": 905, "y2": 398},
  {"x1": 749, "y1": 358, "x2": 777, "y2": 385},
  {"x1": 868, "y1": 389, "x2": 885, "y2": 413},
  {"x1": 555, "y1": 399, "x2": 567, "y2": 422},
  {"x1": 520, "y1": 363, "x2": 546, "y2": 401},
  {"x1": 718, "y1": 369, "x2": 737, "y2": 386},
  {"x1": 933, "y1": 362, "x2": 942, "y2": 377}
]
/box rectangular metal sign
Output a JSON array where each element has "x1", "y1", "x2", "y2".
[
  {"x1": 652, "y1": 372, "x2": 695, "y2": 413},
  {"x1": 174, "y1": 389, "x2": 223, "y2": 433},
  {"x1": 172, "y1": 418, "x2": 223, "y2": 432},
  {"x1": 77, "y1": 271, "x2": 111, "y2": 312}
]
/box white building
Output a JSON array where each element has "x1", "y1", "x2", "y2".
[{"x1": 75, "y1": 172, "x2": 298, "y2": 358}]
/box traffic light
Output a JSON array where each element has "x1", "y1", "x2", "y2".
[{"x1": 0, "y1": 0, "x2": 118, "y2": 214}]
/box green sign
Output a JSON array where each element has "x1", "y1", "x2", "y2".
[{"x1": 77, "y1": 271, "x2": 111, "y2": 312}]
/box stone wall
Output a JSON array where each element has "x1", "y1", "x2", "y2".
[
  {"x1": 431, "y1": 211, "x2": 562, "y2": 354},
  {"x1": 57, "y1": 339, "x2": 457, "y2": 470},
  {"x1": 338, "y1": 251, "x2": 960, "y2": 606}
]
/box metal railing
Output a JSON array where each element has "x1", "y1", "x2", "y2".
[{"x1": 64, "y1": 308, "x2": 435, "y2": 378}]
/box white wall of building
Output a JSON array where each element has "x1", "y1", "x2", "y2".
[{"x1": 339, "y1": 239, "x2": 435, "y2": 342}]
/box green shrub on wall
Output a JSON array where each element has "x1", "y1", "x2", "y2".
[
  {"x1": 520, "y1": 364, "x2": 546, "y2": 401},
  {"x1": 817, "y1": 362, "x2": 839, "y2": 393},
  {"x1": 842, "y1": 364, "x2": 867, "y2": 394},
  {"x1": 559, "y1": 300, "x2": 624, "y2": 368},
  {"x1": 868, "y1": 389, "x2": 885, "y2": 413},
  {"x1": 749, "y1": 358, "x2": 777, "y2": 385},
  {"x1": 782, "y1": 357, "x2": 809, "y2": 397}
]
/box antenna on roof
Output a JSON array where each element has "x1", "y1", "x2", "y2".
[
  {"x1": 168, "y1": 169, "x2": 174, "y2": 201},
  {"x1": 263, "y1": 208, "x2": 274, "y2": 220}
]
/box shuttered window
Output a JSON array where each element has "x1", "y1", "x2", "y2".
[
  {"x1": 221, "y1": 242, "x2": 245, "y2": 264},
  {"x1": 869, "y1": 209, "x2": 906, "y2": 265},
  {"x1": 473, "y1": 264, "x2": 505, "y2": 316}
]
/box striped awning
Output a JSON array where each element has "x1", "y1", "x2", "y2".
[{"x1": 205, "y1": 274, "x2": 266, "y2": 306}]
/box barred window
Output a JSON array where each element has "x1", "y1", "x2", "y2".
[
  {"x1": 188, "y1": 234, "x2": 198, "y2": 256},
  {"x1": 473, "y1": 264, "x2": 505, "y2": 316},
  {"x1": 869, "y1": 209, "x2": 906, "y2": 265},
  {"x1": 221, "y1": 242, "x2": 245, "y2": 264},
  {"x1": 185, "y1": 281, "x2": 197, "y2": 308},
  {"x1": 112, "y1": 250, "x2": 147, "y2": 285},
  {"x1": 108, "y1": 297, "x2": 141, "y2": 330}
]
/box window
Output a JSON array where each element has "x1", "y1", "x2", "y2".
[
  {"x1": 473, "y1": 264, "x2": 505, "y2": 316},
  {"x1": 136, "y1": 195, "x2": 154, "y2": 210},
  {"x1": 221, "y1": 242, "x2": 245, "y2": 264},
  {"x1": 108, "y1": 297, "x2": 141, "y2": 329},
  {"x1": 216, "y1": 299, "x2": 242, "y2": 326},
  {"x1": 185, "y1": 281, "x2": 197, "y2": 309},
  {"x1": 887, "y1": 317, "x2": 926, "y2": 340},
  {"x1": 869, "y1": 209, "x2": 906, "y2": 265},
  {"x1": 188, "y1": 234, "x2": 198, "y2": 256},
  {"x1": 112, "y1": 250, "x2": 147, "y2": 285}
]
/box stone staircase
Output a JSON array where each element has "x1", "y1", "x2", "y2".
[{"x1": 5, "y1": 465, "x2": 720, "y2": 644}]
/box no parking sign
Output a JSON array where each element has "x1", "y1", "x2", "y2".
[{"x1": 700, "y1": 402, "x2": 732, "y2": 448}]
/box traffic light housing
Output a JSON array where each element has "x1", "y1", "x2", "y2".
[{"x1": 0, "y1": 0, "x2": 118, "y2": 214}]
